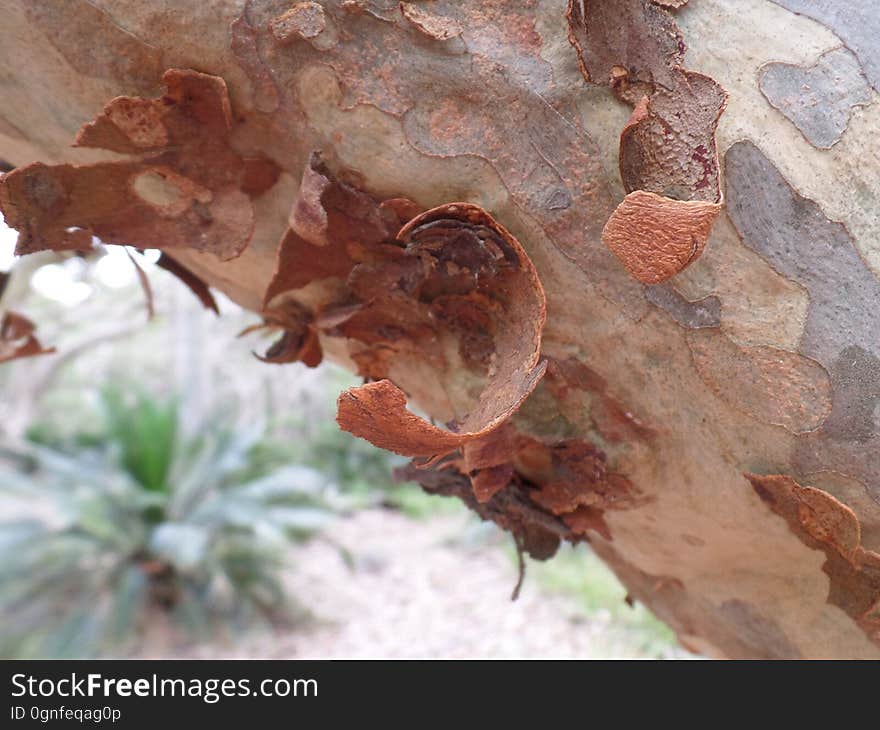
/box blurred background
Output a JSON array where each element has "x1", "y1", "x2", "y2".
[{"x1": 0, "y1": 213, "x2": 684, "y2": 659}]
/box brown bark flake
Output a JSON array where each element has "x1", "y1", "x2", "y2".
[
  {"x1": 567, "y1": 0, "x2": 727, "y2": 281},
  {"x1": 0, "y1": 70, "x2": 279, "y2": 261}
]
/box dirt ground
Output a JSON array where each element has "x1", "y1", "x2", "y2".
[{"x1": 158, "y1": 509, "x2": 686, "y2": 659}]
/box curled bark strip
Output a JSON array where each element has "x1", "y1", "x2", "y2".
[
  {"x1": 618, "y1": 72, "x2": 727, "y2": 202},
  {"x1": 601, "y1": 191, "x2": 720, "y2": 284},
  {"x1": 0, "y1": 70, "x2": 278, "y2": 261},
  {"x1": 337, "y1": 202, "x2": 547, "y2": 463},
  {"x1": 153, "y1": 253, "x2": 219, "y2": 314},
  {"x1": 567, "y1": 0, "x2": 726, "y2": 281},
  {"x1": 0, "y1": 311, "x2": 55, "y2": 364},
  {"x1": 747, "y1": 474, "x2": 880, "y2": 645},
  {"x1": 338, "y1": 362, "x2": 545, "y2": 459}
]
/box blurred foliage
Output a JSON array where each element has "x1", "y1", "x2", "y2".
[
  {"x1": 0, "y1": 386, "x2": 334, "y2": 658},
  {"x1": 284, "y1": 420, "x2": 464, "y2": 519}
]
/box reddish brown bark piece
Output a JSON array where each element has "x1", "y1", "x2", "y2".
[
  {"x1": 395, "y1": 461, "x2": 567, "y2": 561},
  {"x1": 263, "y1": 153, "x2": 414, "y2": 305},
  {"x1": 619, "y1": 73, "x2": 727, "y2": 202},
  {"x1": 563, "y1": 506, "x2": 612, "y2": 541},
  {"x1": 269, "y1": 2, "x2": 327, "y2": 43},
  {"x1": 522, "y1": 440, "x2": 641, "y2": 517},
  {"x1": 154, "y1": 254, "x2": 219, "y2": 314},
  {"x1": 602, "y1": 191, "x2": 720, "y2": 284},
  {"x1": 0, "y1": 311, "x2": 55, "y2": 364},
  {"x1": 0, "y1": 70, "x2": 278, "y2": 261},
  {"x1": 125, "y1": 248, "x2": 154, "y2": 321},
  {"x1": 567, "y1": 0, "x2": 726, "y2": 203},
  {"x1": 567, "y1": 0, "x2": 726, "y2": 282},
  {"x1": 400, "y1": 2, "x2": 462, "y2": 41},
  {"x1": 566, "y1": 0, "x2": 684, "y2": 100},
  {"x1": 337, "y1": 202, "x2": 547, "y2": 463},
  {"x1": 747, "y1": 474, "x2": 880, "y2": 645},
  {"x1": 230, "y1": 14, "x2": 281, "y2": 114}
]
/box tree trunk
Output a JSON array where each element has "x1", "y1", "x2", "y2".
[{"x1": 1, "y1": 0, "x2": 879, "y2": 659}]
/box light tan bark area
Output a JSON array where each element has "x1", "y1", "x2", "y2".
[{"x1": 1, "y1": 0, "x2": 879, "y2": 658}]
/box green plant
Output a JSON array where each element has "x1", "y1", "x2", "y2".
[{"x1": 0, "y1": 388, "x2": 333, "y2": 658}]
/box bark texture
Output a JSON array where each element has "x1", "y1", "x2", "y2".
[{"x1": 1, "y1": 0, "x2": 879, "y2": 658}]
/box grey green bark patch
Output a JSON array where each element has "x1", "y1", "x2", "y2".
[
  {"x1": 644, "y1": 283, "x2": 721, "y2": 329},
  {"x1": 759, "y1": 47, "x2": 871, "y2": 149},
  {"x1": 725, "y1": 141, "x2": 880, "y2": 494},
  {"x1": 771, "y1": 0, "x2": 880, "y2": 92}
]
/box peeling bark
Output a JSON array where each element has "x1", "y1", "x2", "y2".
[{"x1": 2, "y1": 0, "x2": 880, "y2": 658}]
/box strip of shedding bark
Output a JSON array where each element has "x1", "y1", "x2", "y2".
[
  {"x1": 747, "y1": 473, "x2": 880, "y2": 646},
  {"x1": 0, "y1": 69, "x2": 279, "y2": 261},
  {"x1": 567, "y1": 0, "x2": 727, "y2": 283}
]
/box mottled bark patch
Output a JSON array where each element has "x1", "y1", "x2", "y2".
[
  {"x1": 400, "y1": 3, "x2": 462, "y2": 41},
  {"x1": 759, "y1": 47, "x2": 871, "y2": 149},
  {"x1": 687, "y1": 329, "x2": 833, "y2": 435},
  {"x1": 644, "y1": 283, "x2": 721, "y2": 329},
  {"x1": 593, "y1": 543, "x2": 803, "y2": 658},
  {"x1": 230, "y1": 14, "x2": 281, "y2": 113},
  {"x1": 726, "y1": 141, "x2": 880, "y2": 494},
  {"x1": 544, "y1": 357, "x2": 656, "y2": 444},
  {"x1": 25, "y1": 0, "x2": 162, "y2": 93},
  {"x1": 269, "y1": 2, "x2": 328, "y2": 43},
  {"x1": 771, "y1": 0, "x2": 880, "y2": 92},
  {"x1": 233, "y1": 0, "x2": 645, "y2": 318}
]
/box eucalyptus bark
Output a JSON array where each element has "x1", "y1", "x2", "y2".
[{"x1": 1, "y1": 0, "x2": 879, "y2": 658}]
